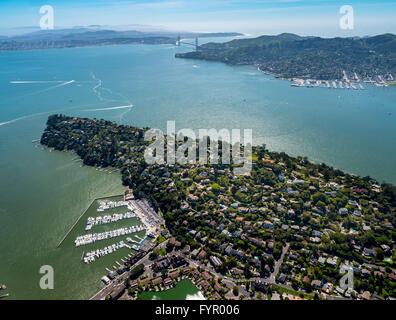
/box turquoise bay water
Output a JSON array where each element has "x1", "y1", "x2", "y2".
[{"x1": 0, "y1": 39, "x2": 395, "y2": 299}]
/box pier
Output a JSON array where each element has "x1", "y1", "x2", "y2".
[
  {"x1": 83, "y1": 241, "x2": 130, "y2": 264},
  {"x1": 85, "y1": 211, "x2": 136, "y2": 231},
  {"x1": 290, "y1": 78, "x2": 369, "y2": 90},
  {"x1": 75, "y1": 224, "x2": 146, "y2": 247}
]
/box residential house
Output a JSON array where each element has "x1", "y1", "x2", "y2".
[
  {"x1": 152, "y1": 277, "x2": 163, "y2": 286},
  {"x1": 109, "y1": 284, "x2": 126, "y2": 300},
  {"x1": 164, "y1": 277, "x2": 172, "y2": 287},
  {"x1": 311, "y1": 280, "x2": 322, "y2": 290},
  {"x1": 339, "y1": 208, "x2": 348, "y2": 216},
  {"x1": 210, "y1": 256, "x2": 222, "y2": 268},
  {"x1": 198, "y1": 250, "x2": 207, "y2": 260}
]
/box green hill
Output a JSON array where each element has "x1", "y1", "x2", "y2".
[{"x1": 176, "y1": 33, "x2": 396, "y2": 80}]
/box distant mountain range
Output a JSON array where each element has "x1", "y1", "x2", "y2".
[
  {"x1": 176, "y1": 33, "x2": 396, "y2": 81},
  {"x1": 0, "y1": 28, "x2": 242, "y2": 51}
]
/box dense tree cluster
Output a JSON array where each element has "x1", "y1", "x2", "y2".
[
  {"x1": 176, "y1": 33, "x2": 396, "y2": 80},
  {"x1": 41, "y1": 115, "x2": 396, "y2": 298}
]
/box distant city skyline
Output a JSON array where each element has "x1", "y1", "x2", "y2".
[{"x1": 0, "y1": 0, "x2": 395, "y2": 37}]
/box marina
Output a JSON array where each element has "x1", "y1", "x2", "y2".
[
  {"x1": 83, "y1": 241, "x2": 129, "y2": 264},
  {"x1": 75, "y1": 225, "x2": 146, "y2": 247},
  {"x1": 291, "y1": 78, "x2": 368, "y2": 90},
  {"x1": 71, "y1": 195, "x2": 164, "y2": 265},
  {"x1": 97, "y1": 200, "x2": 128, "y2": 212},
  {"x1": 85, "y1": 211, "x2": 136, "y2": 231},
  {"x1": 289, "y1": 72, "x2": 393, "y2": 90}
]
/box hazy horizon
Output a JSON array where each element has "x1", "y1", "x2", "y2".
[
  {"x1": 0, "y1": 0, "x2": 395, "y2": 38},
  {"x1": 0, "y1": 24, "x2": 395, "y2": 39}
]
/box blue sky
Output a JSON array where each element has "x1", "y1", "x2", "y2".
[{"x1": 0, "y1": 0, "x2": 395, "y2": 36}]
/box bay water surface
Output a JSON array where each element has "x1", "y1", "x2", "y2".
[{"x1": 0, "y1": 38, "x2": 395, "y2": 299}]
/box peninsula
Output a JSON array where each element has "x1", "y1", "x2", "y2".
[
  {"x1": 41, "y1": 115, "x2": 396, "y2": 300},
  {"x1": 176, "y1": 33, "x2": 396, "y2": 88}
]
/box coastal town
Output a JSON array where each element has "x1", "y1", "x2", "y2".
[
  {"x1": 40, "y1": 114, "x2": 396, "y2": 300},
  {"x1": 288, "y1": 72, "x2": 394, "y2": 89},
  {"x1": 176, "y1": 33, "x2": 396, "y2": 90}
]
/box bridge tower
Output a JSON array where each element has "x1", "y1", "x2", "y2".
[
  {"x1": 195, "y1": 37, "x2": 199, "y2": 51},
  {"x1": 177, "y1": 35, "x2": 181, "y2": 46}
]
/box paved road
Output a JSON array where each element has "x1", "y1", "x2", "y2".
[
  {"x1": 187, "y1": 257, "x2": 236, "y2": 289},
  {"x1": 184, "y1": 243, "x2": 291, "y2": 288},
  {"x1": 186, "y1": 243, "x2": 293, "y2": 299},
  {"x1": 250, "y1": 243, "x2": 298, "y2": 293},
  {"x1": 90, "y1": 241, "x2": 291, "y2": 300},
  {"x1": 269, "y1": 243, "x2": 290, "y2": 283},
  {"x1": 90, "y1": 239, "x2": 169, "y2": 300}
]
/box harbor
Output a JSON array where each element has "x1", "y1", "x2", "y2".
[
  {"x1": 64, "y1": 192, "x2": 164, "y2": 268},
  {"x1": 97, "y1": 200, "x2": 128, "y2": 212},
  {"x1": 83, "y1": 241, "x2": 129, "y2": 264},
  {"x1": 75, "y1": 225, "x2": 146, "y2": 247},
  {"x1": 292, "y1": 78, "x2": 366, "y2": 89},
  {"x1": 290, "y1": 72, "x2": 393, "y2": 89},
  {"x1": 85, "y1": 211, "x2": 137, "y2": 231}
]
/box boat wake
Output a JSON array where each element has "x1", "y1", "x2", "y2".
[
  {"x1": 89, "y1": 72, "x2": 134, "y2": 121},
  {"x1": 38, "y1": 80, "x2": 75, "y2": 93},
  {"x1": 0, "y1": 102, "x2": 111, "y2": 127},
  {"x1": 0, "y1": 116, "x2": 27, "y2": 126},
  {"x1": 0, "y1": 111, "x2": 50, "y2": 127},
  {"x1": 91, "y1": 73, "x2": 119, "y2": 102},
  {"x1": 10, "y1": 80, "x2": 66, "y2": 84},
  {"x1": 82, "y1": 105, "x2": 134, "y2": 112},
  {"x1": 5, "y1": 80, "x2": 76, "y2": 103}
]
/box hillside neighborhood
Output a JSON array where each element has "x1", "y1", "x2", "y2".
[{"x1": 41, "y1": 115, "x2": 396, "y2": 300}]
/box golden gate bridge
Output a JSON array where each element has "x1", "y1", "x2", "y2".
[
  {"x1": 175, "y1": 35, "x2": 225, "y2": 53},
  {"x1": 176, "y1": 35, "x2": 199, "y2": 51}
]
